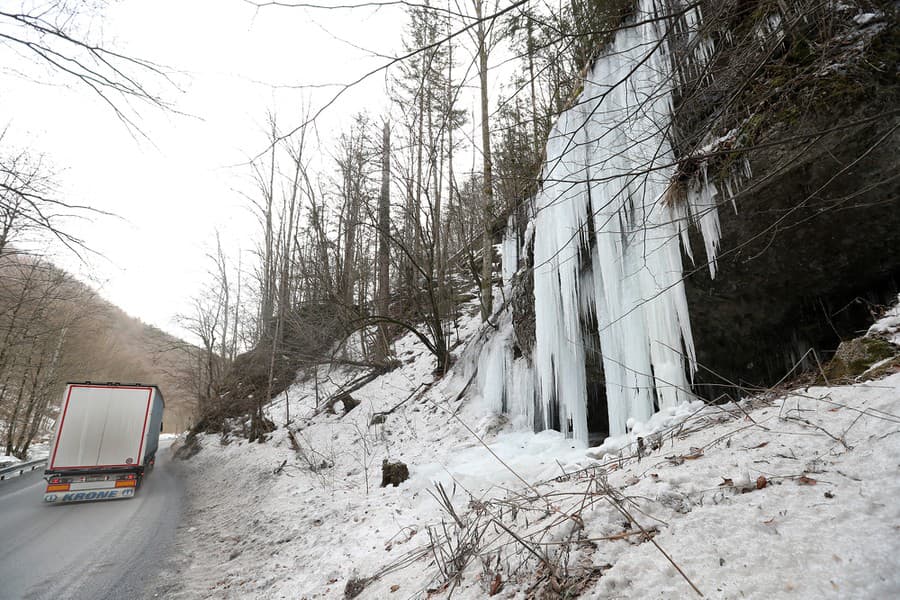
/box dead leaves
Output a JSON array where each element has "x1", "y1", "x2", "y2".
[
  {"x1": 718, "y1": 473, "x2": 833, "y2": 498},
  {"x1": 717, "y1": 474, "x2": 768, "y2": 493},
  {"x1": 684, "y1": 448, "x2": 705, "y2": 460},
  {"x1": 716, "y1": 471, "x2": 826, "y2": 496},
  {"x1": 624, "y1": 475, "x2": 642, "y2": 487},
  {"x1": 489, "y1": 573, "x2": 503, "y2": 596},
  {"x1": 666, "y1": 447, "x2": 704, "y2": 465}
]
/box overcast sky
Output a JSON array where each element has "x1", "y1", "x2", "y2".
[{"x1": 1, "y1": 0, "x2": 409, "y2": 340}]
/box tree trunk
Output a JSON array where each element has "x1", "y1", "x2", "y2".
[
  {"x1": 376, "y1": 121, "x2": 392, "y2": 360},
  {"x1": 475, "y1": 0, "x2": 494, "y2": 321}
]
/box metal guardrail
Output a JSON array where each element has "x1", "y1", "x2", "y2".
[{"x1": 0, "y1": 459, "x2": 47, "y2": 481}]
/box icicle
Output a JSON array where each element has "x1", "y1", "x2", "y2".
[
  {"x1": 532, "y1": 0, "x2": 719, "y2": 440},
  {"x1": 472, "y1": 310, "x2": 536, "y2": 431},
  {"x1": 688, "y1": 163, "x2": 723, "y2": 278},
  {"x1": 533, "y1": 108, "x2": 591, "y2": 442}
]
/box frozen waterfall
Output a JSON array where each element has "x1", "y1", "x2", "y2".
[{"x1": 531, "y1": 0, "x2": 727, "y2": 439}]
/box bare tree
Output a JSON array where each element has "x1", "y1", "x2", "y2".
[
  {"x1": 473, "y1": 0, "x2": 496, "y2": 322},
  {"x1": 0, "y1": 255, "x2": 96, "y2": 457},
  {"x1": 375, "y1": 120, "x2": 392, "y2": 360},
  {"x1": 0, "y1": 1, "x2": 175, "y2": 131},
  {"x1": 176, "y1": 233, "x2": 245, "y2": 421},
  {"x1": 0, "y1": 140, "x2": 104, "y2": 257}
]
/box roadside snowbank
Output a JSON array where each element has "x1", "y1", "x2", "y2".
[
  {"x1": 158, "y1": 309, "x2": 900, "y2": 599},
  {"x1": 0, "y1": 441, "x2": 50, "y2": 470}
]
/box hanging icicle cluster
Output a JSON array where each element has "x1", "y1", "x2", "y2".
[{"x1": 530, "y1": 0, "x2": 729, "y2": 439}]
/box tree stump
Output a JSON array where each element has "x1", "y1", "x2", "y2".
[
  {"x1": 326, "y1": 392, "x2": 360, "y2": 415},
  {"x1": 380, "y1": 459, "x2": 409, "y2": 487}
]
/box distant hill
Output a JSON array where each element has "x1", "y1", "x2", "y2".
[
  {"x1": 69, "y1": 300, "x2": 200, "y2": 434},
  {"x1": 0, "y1": 252, "x2": 198, "y2": 454}
]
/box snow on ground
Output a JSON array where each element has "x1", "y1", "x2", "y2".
[
  {"x1": 26, "y1": 441, "x2": 49, "y2": 461},
  {"x1": 869, "y1": 294, "x2": 900, "y2": 344},
  {"x1": 1, "y1": 440, "x2": 50, "y2": 472},
  {"x1": 160, "y1": 302, "x2": 900, "y2": 599},
  {"x1": 0, "y1": 420, "x2": 19, "y2": 467}
]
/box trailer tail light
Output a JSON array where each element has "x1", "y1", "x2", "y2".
[
  {"x1": 46, "y1": 483, "x2": 70, "y2": 492},
  {"x1": 115, "y1": 479, "x2": 136, "y2": 488},
  {"x1": 49, "y1": 477, "x2": 62, "y2": 484}
]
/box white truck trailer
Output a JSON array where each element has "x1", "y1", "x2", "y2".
[{"x1": 43, "y1": 383, "x2": 164, "y2": 503}]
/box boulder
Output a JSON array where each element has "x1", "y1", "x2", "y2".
[{"x1": 380, "y1": 459, "x2": 409, "y2": 487}]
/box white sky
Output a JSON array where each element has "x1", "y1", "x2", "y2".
[{"x1": 1, "y1": 0, "x2": 411, "y2": 340}]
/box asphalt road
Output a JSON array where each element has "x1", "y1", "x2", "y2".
[{"x1": 0, "y1": 441, "x2": 183, "y2": 600}]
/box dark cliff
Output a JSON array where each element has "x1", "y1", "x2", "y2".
[{"x1": 674, "y1": 0, "x2": 900, "y2": 394}]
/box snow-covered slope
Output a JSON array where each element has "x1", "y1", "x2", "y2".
[{"x1": 156, "y1": 300, "x2": 900, "y2": 599}]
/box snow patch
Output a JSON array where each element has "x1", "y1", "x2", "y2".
[{"x1": 867, "y1": 294, "x2": 900, "y2": 345}]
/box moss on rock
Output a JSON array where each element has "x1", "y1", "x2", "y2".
[{"x1": 822, "y1": 336, "x2": 899, "y2": 382}]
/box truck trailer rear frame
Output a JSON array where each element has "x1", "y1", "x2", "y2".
[{"x1": 43, "y1": 382, "x2": 164, "y2": 503}]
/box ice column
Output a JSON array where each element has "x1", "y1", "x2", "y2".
[
  {"x1": 533, "y1": 108, "x2": 591, "y2": 442},
  {"x1": 474, "y1": 311, "x2": 536, "y2": 431},
  {"x1": 533, "y1": 0, "x2": 720, "y2": 439}
]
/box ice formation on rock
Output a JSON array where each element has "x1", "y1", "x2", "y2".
[
  {"x1": 462, "y1": 218, "x2": 536, "y2": 432},
  {"x1": 456, "y1": 306, "x2": 536, "y2": 433},
  {"x1": 529, "y1": 0, "x2": 729, "y2": 439},
  {"x1": 501, "y1": 214, "x2": 518, "y2": 289},
  {"x1": 476, "y1": 315, "x2": 536, "y2": 431}
]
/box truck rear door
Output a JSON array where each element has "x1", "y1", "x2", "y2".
[{"x1": 51, "y1": 385, "x2": 154, "y2": 470}]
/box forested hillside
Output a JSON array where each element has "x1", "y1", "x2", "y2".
[
  {"x1": 1, "y1": 0, "x2": 898, "y2": 597},
  {"x1": 0, "y1": 252, "x2": 197, "y2": 458},
  {"x1": 165, "y1": 0, "x2": 899, "y2": 449}
]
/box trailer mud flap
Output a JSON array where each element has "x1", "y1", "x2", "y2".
[{"x1": 44, "y1": 489, "x2": 135, "y2": 503}]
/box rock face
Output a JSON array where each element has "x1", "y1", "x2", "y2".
[
  {"x1": 677, "y1": 1, "x2": 900, "y2": 396},
  {"x1": 685, "y1": 114, "x2": 900, "y2": 394},
  {"x1": 506, "y1": 1, "x2": 900, "y2": 433},
  {"x1": 510, "y1": 243, "x2": 536, "y2": 358}
]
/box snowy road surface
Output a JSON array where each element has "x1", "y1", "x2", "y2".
[{"x1": 0, "y1": 441, "x2": 182, "y2": 600}]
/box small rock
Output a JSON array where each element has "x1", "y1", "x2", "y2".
[{"x1": 381, "y1": 460, "x2": 409, "y2": 487}]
